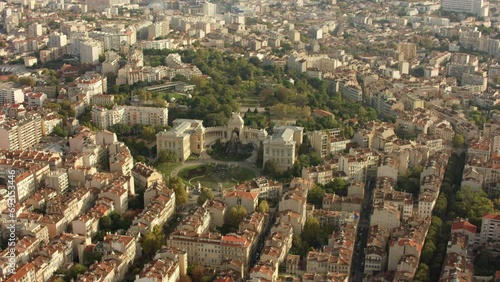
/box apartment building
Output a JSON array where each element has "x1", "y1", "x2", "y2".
[
  {"x1": 387, "y1": 238, "x2": 423, "y2": 271},
  {"x1": 225, "y1": 191, "x2": 258, "y2": 213},
  {"x1": 177, "y1": 206, "x2": 212, "y2": 235},
  {"x1": 370, "y1": 202, "x2": 401, "y2": 230},
  {"x1": 0, "y1": 88, "x2": 24, "y2": 104},
  {"x1": 45, "y1": 169, "x2": 69, "y2": 194},
  {"x1": 279, "y1": 185, "x2": 307, "y2": 229},
  {"x1": 166, "y1": 231, "x2": 253, "y2": 271},
  {"x1": 479, "y1": 214, "x2": 500, "y2": 246},
  {"x1": 364, "y1": 225, "x2": 390, "y2": 275},
  {"x1": 263, "y1": 126, "x2": 303, "y2": 170},
  {"x1": 90, "y1": 94, "x2": 114, "y2": 106},
  {"x1": 132, "y1": 162, "x2": 163, "y2": 190},
  {"x1": 92, "y1": 106, "x2": 168, "y2": 129},
  {"x1": 322, "y1": 193, "x2": 363, "y2": 213},
  {"x1": 338, "y1": 154, "x2": 367, "y2": 182},
  {"x1": 442, "y1": 0, "x2": 487, "y2": 16},
  {"x1": 129, "y1": 185, "x2": 175, "y2": 236},
  {"x1": 439, "y1": 218, "x2": 476, "y2": 281},
  {"x1": 249, "y1": 260, "x2": 278, "y2": 282},
  {"x1": 0, "y1": 116, "x2": 43, "y2": 150},
  {"x1": 80, "y1": 39, "x2": 102, "y2": 64},
  {"x1": 98, "y1": 176, "x2": 132, "y2": 213},
  {"x1": 235, "y1": 177, "x2": 283, "y2": 200},
  {"x1": 4, "y1": 263, "x2": 36, "y2": 282},
  {"x1": 306, "y1": 244, "x2": 353, "y2": 276},
  {"x1": 101, "y1": 234, "x2": 137, "y2": 281},
  {"x1": 78, "y1": 260, "x2": 117, "y2": 281},
  {"x1": 75, "y1": 72, "x2": 107, "y2": 97},
  {"x1": 72, "y1": 200, "x2": 114, "y2": 237},
  {"x1": 135, "y1": 258, "x2": 180, "y2": 282},
  {"x1": 373, "y1": 177, "x2": 413, "y2": 220},
  {"x1": 204, "y1": 200, "x2": 227, "y2": 228},
  {"x1": 308, "y1": 128, "x2": 342, "y2": 158}
]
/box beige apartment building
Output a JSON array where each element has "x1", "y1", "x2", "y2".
[
  {"x1": 0, "y1": 116, "x2": 43, "y2": 151},
  {"x1": 166, "y1": 231, "x2": 253, "y2": 271},
  {"x1": 132, "y1": 162, "x2": 163, "y2": 190},
  {"x1": 92, "y1": 106, "x2": 168, "y2": 129},
  {"x1": 45, "y1": 169, "x2": 70, "y2": 194},
  {"x1": 308, "y1": 128, "x2": 341, "y2": 158}
]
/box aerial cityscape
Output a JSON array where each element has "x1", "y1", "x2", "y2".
[{"x1": 0, "y1": 0, "x2": 499, "y2": 281}]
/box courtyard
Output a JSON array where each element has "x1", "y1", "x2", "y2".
[{"x1": 178, "y1": 163, "x2": 256, "y2": 191}]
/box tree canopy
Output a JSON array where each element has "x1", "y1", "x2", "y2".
[
  {"x1": 197, "y1": 187, "x2": 214, "y2": 206},
  {"x1": 257, "y1": 200, "x2": 269, "y2": 213},
  {"x1": 451, "y1": 186, "x2": 493, "y2": 228},
  {"x1": 142, "y1": 225, "x2": 165, "y2": 259},
  {"x1": 169, "y1": 177, "x2": 187, "y2": 206},
  {"x1": 307, "y1": 185, "x2": 325, "y2": 208},
  {"x1": 226, "y1": 205, "x2": 247, "y2": 228}
]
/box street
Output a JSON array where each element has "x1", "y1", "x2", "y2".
[{"x1": 351, "y1": 179, "x2": 374, "y2": 282}]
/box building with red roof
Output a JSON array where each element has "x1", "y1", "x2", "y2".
[{"x1": 451, "y1": 218, "x2": 477, "y2": 239}]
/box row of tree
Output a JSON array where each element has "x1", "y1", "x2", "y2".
[{"x1": 415, "y1": 153, "x2": 495, "y2": 281}]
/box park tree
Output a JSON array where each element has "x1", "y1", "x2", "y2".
[
  {"x1": 325, "y1": 178, "x2": 348, "y2": 195},
  {"x1": 19, "y1": 76, "x2": 36, "y2": 87},
  {"x1": 142, "y1": 125, "x2": 157, "y2": 141},
  {"x1": 135, "y1": 155, "x2": 147, "y2": 163},
  {"x1": 309, "y1": 151, "x2": 323, "y2": 166},
  {"x1": 307, "y1": 185, "x2": 325, "y2": 208},
  {"x1": 433, "y1": 193, "x2": 447, "y2": 217},
  {"x1": 65, "y1": 264, "x2": 87, "y2": 281},
  {"x1": 190, "y1": 75, "x2": 208, "y2": 89},
  {"x1": 257, "y1": 200, "x2": 269, "y2": 213},
  {"x1": 8, "y1": 75, "x2": 18, "y2": 82},
  {"x1": 289, "y1": 235, "x2": 309, "y2": 257},
  {"x1": 83, "y1": 249, "x2": 102, "y2": 266},
  {"x1": 452, "y1": 134, "x2": 465, "y2": 148},
  {"x1": 420, "y1": 241, "x2": 436, "y2": 265},
  {"x1": 169, "y1": 177, "x2": 188, "y2": 205},
  {"x1": 142, "y1": 225, "x2": 165, "y2": 259},
  {"x1": 98, "y1": 216, "x2": 112, "y2": 231},
  {"x1": 155, "y1": 97, "x2": 167, "y2": 107},
  {"x1": 301, "y1": 216, "x2": 322, "y2": 248},
  {"x1": 109, "y1": 123, "x2": 131, "y2": 136},
  {"x1": 262, "y1": 160, "x2": 281, "y2": 179},
  {"x1": 452, "y1": 186, "x2": 493, "y2": 227},
  {"x1": 156, "y1": 150, "x2": 178, "y2": 165},
  {"x1": 226, "y1": 205, "x2": 247, "y2": 228},
  {"x1": 414, "y1": 263, "x2": 430, "y2": 282},
  {"x1": 197, "y1": 187, "x2": 214, "y2": 206},
  {"x1": 52, "y1": 125, "x2": 69, "y2": 137},
  {"x1": 188, "y1": 265, "x2": 206, "y2": 282}
]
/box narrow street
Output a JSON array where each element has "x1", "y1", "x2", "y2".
[{"x1": 351, "y1": 179, "x2": 373, "y2": 282}]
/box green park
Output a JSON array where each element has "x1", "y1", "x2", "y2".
[{"x1": 177, "y1": 164, "x2": 256, "y2": 190}]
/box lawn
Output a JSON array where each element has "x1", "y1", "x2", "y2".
[
  {"x1": 156, "y1": 162, "x2": 182, "y2": 177},
  {"x1": 178, "y1": 164, "x2": 256, "y2": 190},
  {"x1": 154, "y1": 91, "x2": 185, "y2": 101}
]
